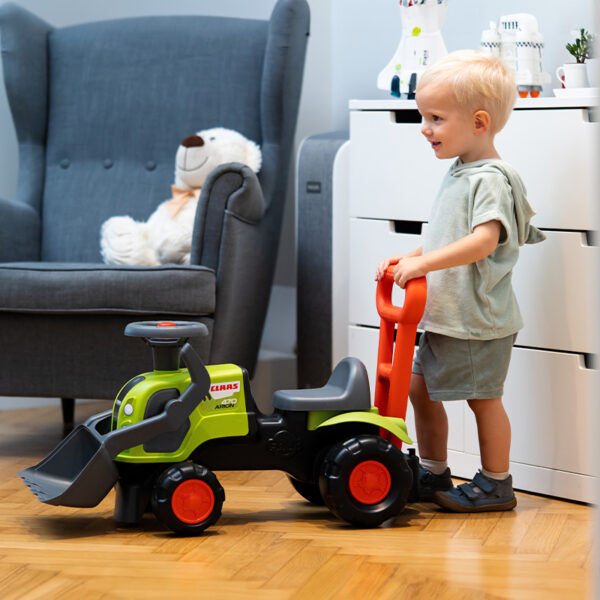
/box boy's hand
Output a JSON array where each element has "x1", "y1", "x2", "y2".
[
  {"x1": 393, "y1": 256, "x2": 428, "y2": 289},
  {"x1": 375, "y1": 247, "x2": 424, "y2": 281},
  {"x1": 375, "y1": 255, "x2": 402, "y2": 281}
]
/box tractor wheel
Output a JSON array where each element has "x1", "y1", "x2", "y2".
[
  {"x1": 288, "y1": 476, "x2": 325, "y2": 505},
  {"x1": 319, "y1": 434, "x2": 412, "y2": 528},
  {"x1": 151, "y1": 462, "x2": 224, "y2": 535}
]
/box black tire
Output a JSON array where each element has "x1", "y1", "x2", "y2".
[
  {"x1": 151, "y1": 462, "x2": 225, "y2": 534},
  {"x1": 288, "y1": 476, "x2": 325, "y2": 505},
  {"x1": 319, "y1": 434, "x2": 413, "y2": 528}
]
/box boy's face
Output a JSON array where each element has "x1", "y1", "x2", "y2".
[{"x1": 415, "y1": 83, "x2": 480, "y2": 163}]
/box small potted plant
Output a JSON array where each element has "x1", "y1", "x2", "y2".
[
  {"x1": 557, "y1": 29, "x2": 595, "y2": 88},
  {"x1": 566, "y1": 28, "x2": 594, "y2": 64}
]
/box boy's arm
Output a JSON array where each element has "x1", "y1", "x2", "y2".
[
  {"x1": 393, "y1": 221, "x2": 501, "y2": 288},
  {"x1": 375, "y1": 246, "x2": 423, "y2": 281}
]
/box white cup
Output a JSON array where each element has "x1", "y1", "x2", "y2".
[{"x1": 556, "y1": 63, "x2": 589, "y2": 88}]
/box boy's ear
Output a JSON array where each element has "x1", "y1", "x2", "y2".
[{"x1": 473, "y1": 110, "x2": 491, "y2": 135}]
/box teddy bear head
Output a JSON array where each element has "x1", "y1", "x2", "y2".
[{"x1": 174, "y1": 127, "x2": 262, "y2": 190}]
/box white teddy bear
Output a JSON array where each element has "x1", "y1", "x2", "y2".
[{"x1": 100, "y1": 127, "x2": 262, "y2": 266}]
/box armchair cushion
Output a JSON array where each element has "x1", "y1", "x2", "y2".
[{"x1": 0, "y1": 263, "x2": 215, "y2": 315}]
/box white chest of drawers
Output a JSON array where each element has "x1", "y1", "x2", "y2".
[{"x1": 332, "y1": 97, "x2": 599, "y2": 502}]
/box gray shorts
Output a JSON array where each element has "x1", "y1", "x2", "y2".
[{"x1": 412, "y1": 331, "x2": 517, "y2": 401}]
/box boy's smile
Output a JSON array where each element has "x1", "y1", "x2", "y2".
[{"x1": 415, "y1": 83, "x2": 499, "y2": 164}]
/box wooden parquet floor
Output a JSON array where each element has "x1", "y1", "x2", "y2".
[{"x1": 0, "y1": 402, "x2": 594, "y2": 600}]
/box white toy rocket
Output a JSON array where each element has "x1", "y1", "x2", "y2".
[
  {"x1": 377, "y1": 0, "x2": 448, "y2": 98},
  {"x1": 481, "y1": 14, "x2": 551, "y2": 98}
]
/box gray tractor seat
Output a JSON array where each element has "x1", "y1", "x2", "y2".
[{"x1": 272, "y1": 357, "x2": 371, "y2": 412}]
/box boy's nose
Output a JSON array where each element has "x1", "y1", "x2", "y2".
[{"x1": 421, "y1": 122, "x2": 431, "y2": 137}]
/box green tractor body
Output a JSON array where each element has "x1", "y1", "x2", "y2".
[
  {"x1": 20, "y1": 320, "x2": 421, "y2": 534},
  {"x1": 113, "y1": 364, "x2": 250, "y2": 464}
]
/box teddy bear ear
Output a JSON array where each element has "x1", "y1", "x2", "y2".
[{"x1": 245, "y1": 139, "x2": 262, "y2": 173}]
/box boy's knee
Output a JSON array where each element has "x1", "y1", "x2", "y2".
[{"x1": 467, "y1": 397, "x2": 503, "y2": 414}]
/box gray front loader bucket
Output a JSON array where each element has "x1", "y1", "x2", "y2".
[
  {"x1": 19, "y1": 411, "x2": 118, "y2": 507},
  {"x1": 19, "y1": 343, "x2": 209, "y2": 508}
]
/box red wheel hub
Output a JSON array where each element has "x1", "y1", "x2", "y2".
[
  {"x1": 171, "y1": 479, "x2": 215, "y2": 524},
  {"x1": 348, "y1": 460, "x2": 391, "y2": 505}
]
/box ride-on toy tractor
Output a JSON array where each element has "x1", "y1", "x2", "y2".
[{"x1": 20, "y1": 269, "x2": 426, "y2": 534}]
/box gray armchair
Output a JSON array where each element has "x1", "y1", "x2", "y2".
[{"x1": 0, "y1": 1, "x2": 309, "y2": 428}]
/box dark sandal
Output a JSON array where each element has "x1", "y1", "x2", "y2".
[
  {"x1": 418, "y1": 466, "x2": 453, "y2": 501},
  {"x1": 434, "y1": 471, "x2": 517, "y2": 513}
]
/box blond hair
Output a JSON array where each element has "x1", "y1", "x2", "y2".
[{"x1": 417, "y1": 50, "x2": 517, "y2": 134}]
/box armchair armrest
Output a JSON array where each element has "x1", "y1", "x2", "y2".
[
  {"x1": 190, "y1": 162, "x2": 266, "y2": 269},
  {"x1": 0, "y1": 197, "x2": 41, "y2": 261},
  {"x1": 189, "y1": 163, "x2": 271, "y2": 375}
]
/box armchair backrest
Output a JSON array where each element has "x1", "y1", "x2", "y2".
[{"x1": 0, "y1": 0, "x2": 309, "y2": 262}]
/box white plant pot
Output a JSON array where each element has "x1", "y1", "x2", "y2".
[{"x1": 556, "y1": 62, "x2": 589, "y2": 88}]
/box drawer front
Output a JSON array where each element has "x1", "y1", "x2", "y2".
[
  {"x1": 348, "y1": 324, "x2": 465, "y2": 452},
  {"x1": 465, "y1": 347, "x2": 597, "y2": 476},
  {"x1": 496, "y1": 108, "x2": 598, "y2": 230},
  {"x1": 349, "y1": 109, "x2": 450, "y2": 221},
  {"x1": 350, "y1": 219, "x2": 598, "y2": 354},
  {"x1": 350, "y1": 107, "x2": 598, "y2": 229},
  {"x1": 348, "y1": 217, "x2": 424, "y2": 327},
  {"x1": 514, "y1": 230, "x2": 598, "y2": 354}
]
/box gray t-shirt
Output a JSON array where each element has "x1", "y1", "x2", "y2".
[{"x1": 421, "y1": 158, "x2": 545, "y2": 340}]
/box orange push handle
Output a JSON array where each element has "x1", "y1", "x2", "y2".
[
  {"x1": 376, "y1": 266, "x2": 427, "y2": 325},
  {"x1": 374, "y1": 262, "x2": 427, "y2": 449}
]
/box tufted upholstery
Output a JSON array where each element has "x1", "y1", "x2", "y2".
[
  {"x1": 40, "y1": 16, "x2": 268, "y2": 262},
  {"x1": 0, "y1": 1, "x2": 309, "y2": 404}
]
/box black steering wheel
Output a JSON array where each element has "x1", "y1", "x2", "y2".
[
  {"x1": 124, "y1": 321, "x2": 208, "y2": 342},
  {"x1": 124, "y1": 321, "x2": 209, "y2": 372}
]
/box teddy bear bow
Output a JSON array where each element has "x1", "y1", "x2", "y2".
[{"x1": 165, "y1": 185, "x2": 202, "y2": 218}]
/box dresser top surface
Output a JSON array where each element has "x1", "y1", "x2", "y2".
[{"x1": 350, "y1": 96, "x2": 598, "y2": 110}]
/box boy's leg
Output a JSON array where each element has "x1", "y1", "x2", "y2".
[
  {"x1": 409, "y1": 373, "x2": 449, "y2": 461},
  {"x1": 467, "y1": 397, "x2": 511, "y2": 473},
  {"x1": 434, "y1": 397, "x2": 516, "y2": 512},
  {"x1": 409, "y1": 373, "x2": 453, "y2": 500}
]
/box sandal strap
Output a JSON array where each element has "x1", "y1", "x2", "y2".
[
  {"x1": 472, "y1": 472, "x2": 496, "y2": 494},
  {"x1": 456, "y1": 472, "x2": 497, "y2": 500},
  {"x1": 457, "y1": 482, "x2": 480, "y2": 500}
]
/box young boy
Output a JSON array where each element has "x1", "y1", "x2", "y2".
[{"x1": 375, "y1": 50, "x2": 545, "y2": 512}]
